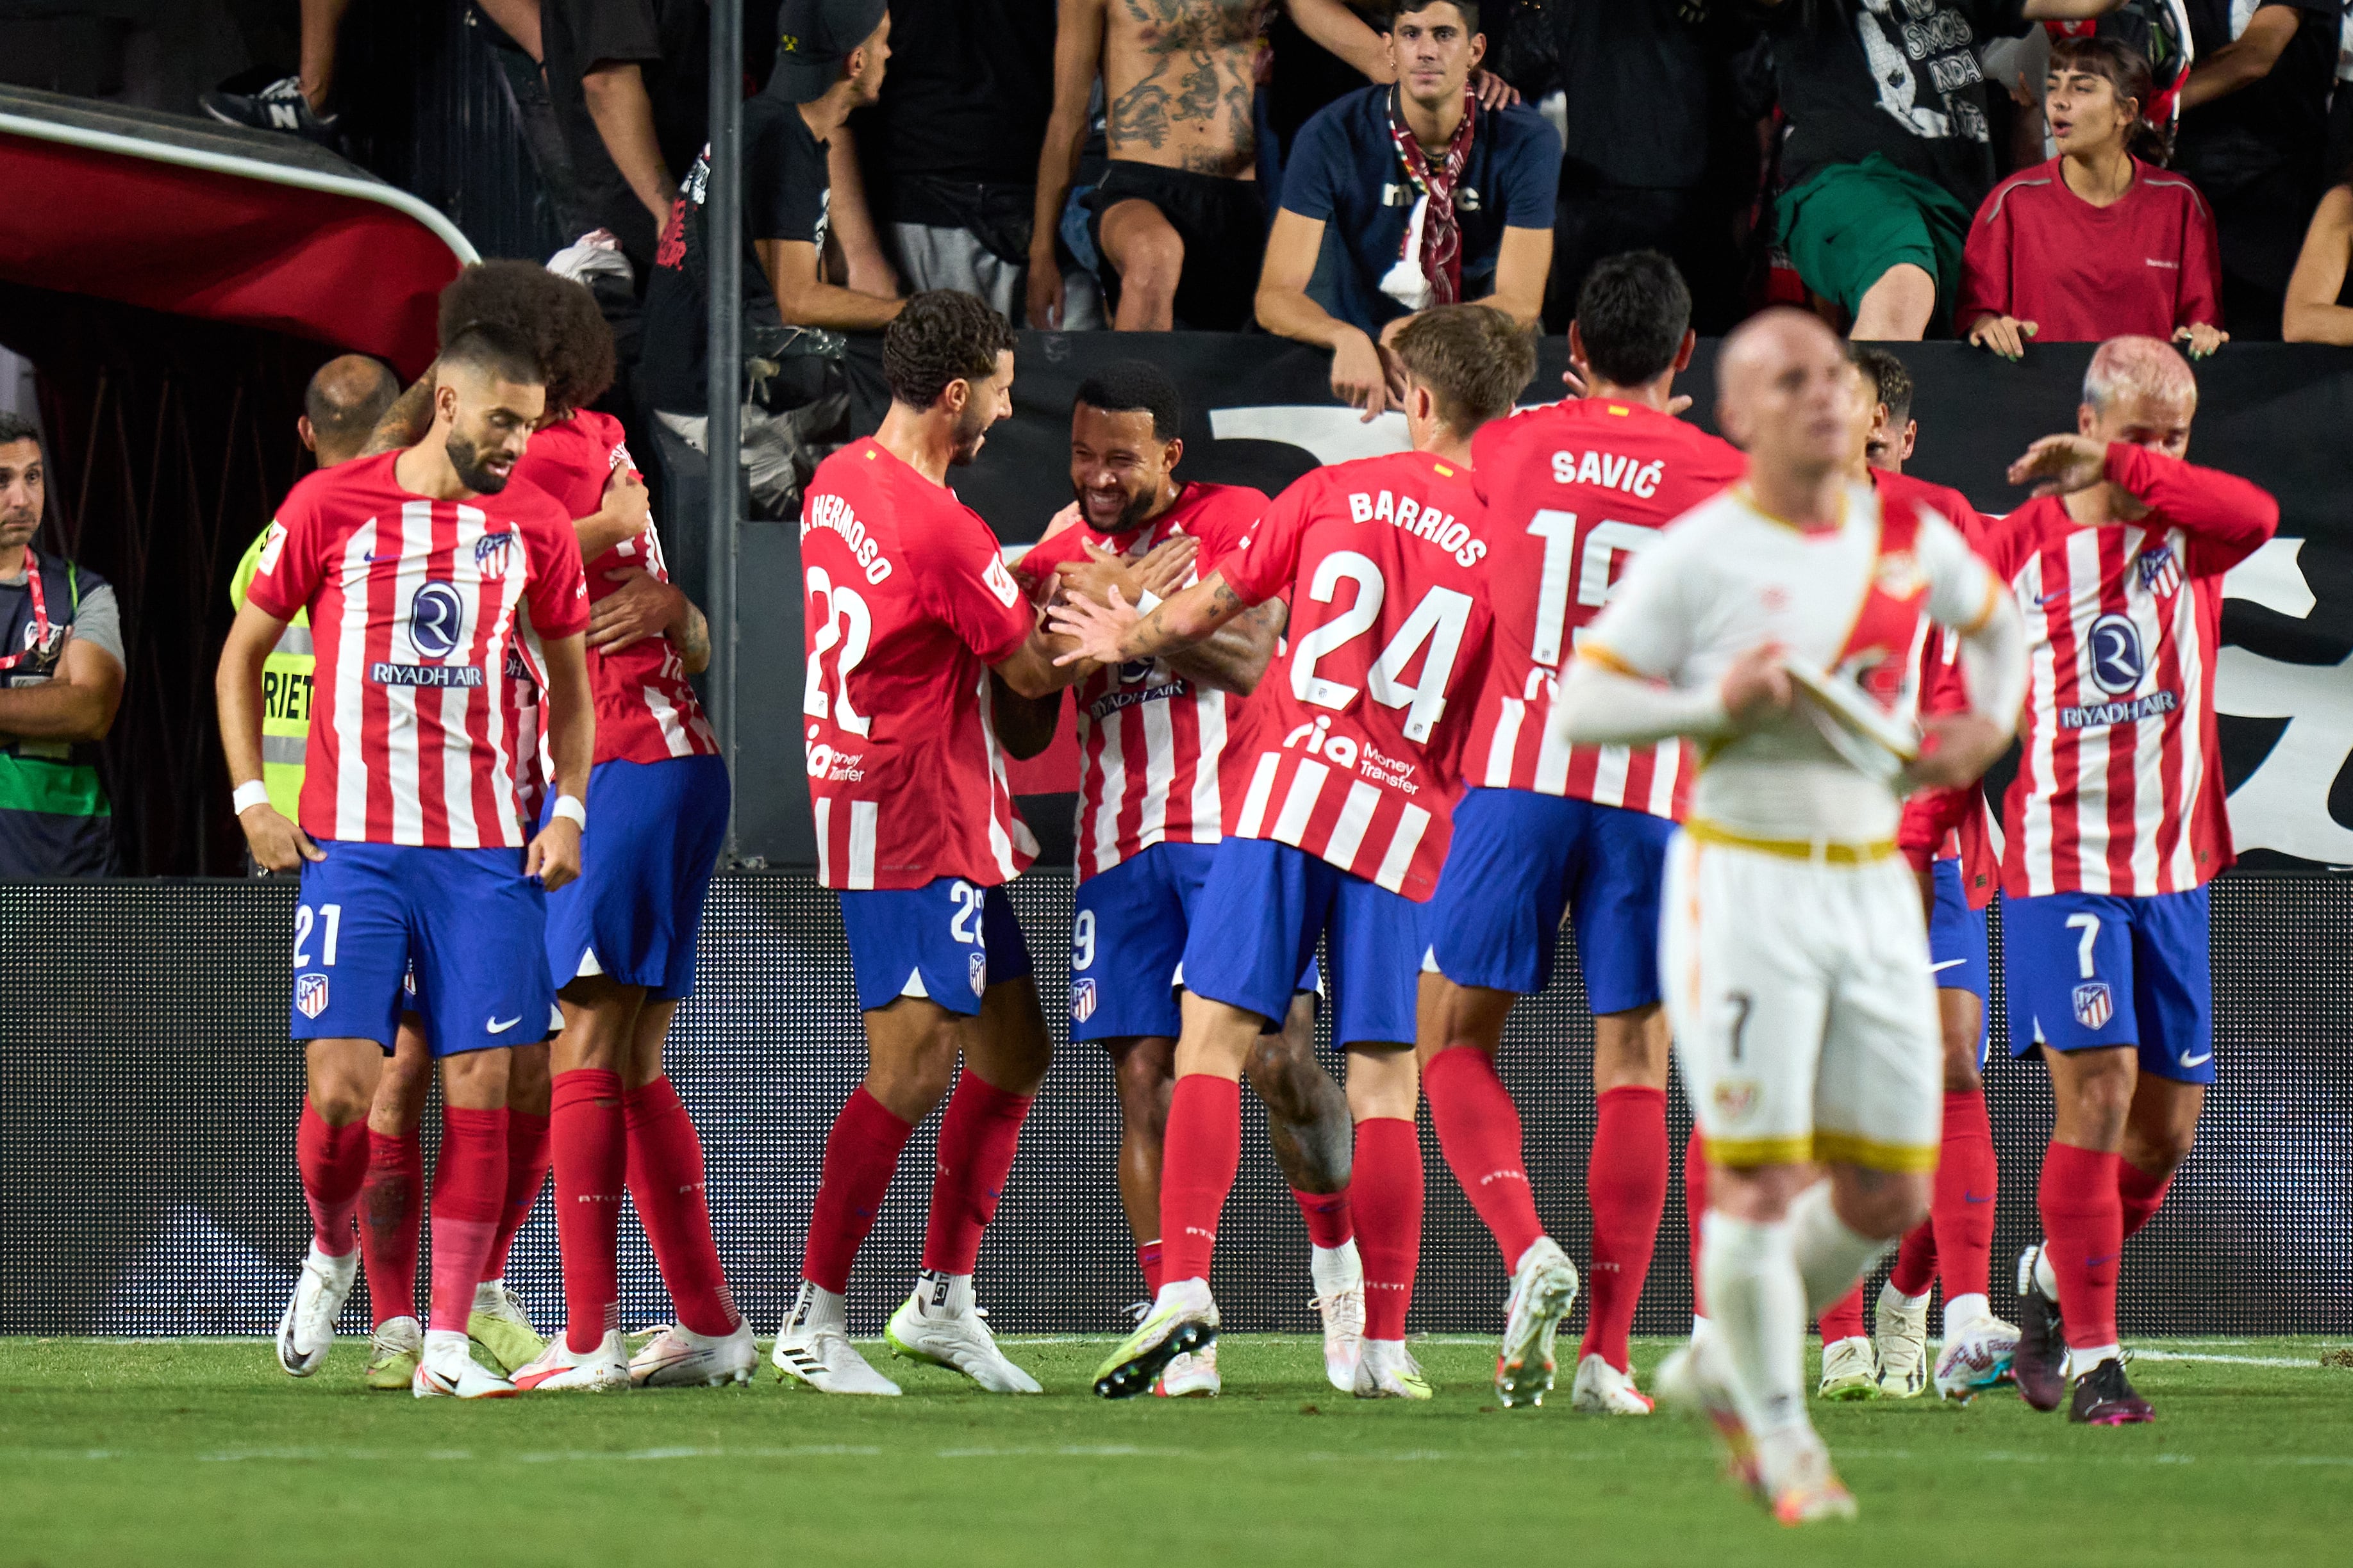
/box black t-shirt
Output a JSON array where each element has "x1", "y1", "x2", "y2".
[
  {"x1": 1755, "y1": 0, "x2": 2030, "y2": 206},
  {"x1": 867, "y1": 0, "x2": 1056, "y2": 192},
  {"x1": 1555, "y1": 0, "x2": 1760, "y2": 189},
  {"x1": 2174, "y1": 0, "x2": 2337, "y2": 196},
  {"x1": 640, "y1": 94, "x2": 833, "y2": 415}
]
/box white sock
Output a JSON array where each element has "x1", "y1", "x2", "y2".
[
  {"x1": 797, "y1": 1282, "x2": 849, "y2": 1332},
  {"x1": 1944, "y1": 1292, "x2": 1990, "y2": 1341},
  {"x1": 913, "y1": 1271, "x2": 974, "y2": 1316},
  {"x1": 1788, "y1": 1182, "x2": 1894, "y2": 1315},
  {"x1": 1879, "y1": 1278, "x2": 1931, "y2": 1313},
  {"x1": 473, "y1": 1278, "x2": 505, "y2": 1306},
  {"x1": 2065, "y1": 1342, "x2": 2120, "y2": 1380},
  {"x1": 423, "y1": 1328, "x2": 471, "y2": 1360},
  {"x1": 1156, "y1": 1276, "x2": 1213, "y2": 1311},
  {"x1": 2033, "y1": 1243, "x2": 2059, "y2": 1298},
  {"x1": 1310, "y1": 1239, "x2": 1362, "y2": 1298},
  {"x1": 1700, "y1": 1210, "x2": 1809, "y2": 1439}
]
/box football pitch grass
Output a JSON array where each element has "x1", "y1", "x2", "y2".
[{"x1": 3, "y1": 1336, "x2": 2347, "y2": 1567}]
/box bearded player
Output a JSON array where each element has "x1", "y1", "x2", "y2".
[
  {"x1": 1417, "y1": 251, "x2": 1742, "y2": 1413},
  {"x1": 1561, "y1": 309, "x2": 2025, "y2": 1522},
  {"x1": 1059, "y1": 304, "x2": 1536, "y2": 1402},
  {"x1": 1990, "y1": 336, "x2": 2277, "y2": 1425},
  {"x1": 219, "y1": 324, "x2": 593, "y2": 1399},
  {"x1": 1017, "y1": 361, "x2": 1367, "y2": 1397},
  {"x1": 778, "y1": 292, "x2": 1079, "y2": 1396}
]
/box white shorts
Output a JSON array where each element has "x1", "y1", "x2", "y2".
[{"x1": 1661, "y1": 829, "x2": 1940, "y2": 1173}]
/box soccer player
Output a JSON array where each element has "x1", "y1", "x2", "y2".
[
  {"x1": 1060, "y1": 304, "x2": 1538, "y2": 1402},
  {"x1": 1988, "y1": 336, "x2": 2277, "y2": 1425},
  {"x1": 1559, "y1": 308, "x2": 2025, "y2": 1521},
  {"x1": 1017, "y1": 361, "x2": 1366, "y2": 1397},
  {"x1": 778, "y1": 291, "x2": 1076, "y2": 1397},
  {"x1": 218, "y1": 322, "x2": 594, "y2": 1399},
  {"x1": 1418, "y1": 251, "x2": 1742, "y2": 1413}
]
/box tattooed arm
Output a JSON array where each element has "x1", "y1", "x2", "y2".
[
  {"x1": 1163, "y1": 595, "x2": 1287, "y2": 695},
  {"x1": 366, "y1": 368, "x2": 438, "y2": 455},
  {"x1": 1049, "y1": 568, "x2": 1255, "y2": 668}
]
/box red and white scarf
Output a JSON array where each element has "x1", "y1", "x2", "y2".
[{"x1": 1380, "y1": 85, "x2": 1477, "y2": 310}]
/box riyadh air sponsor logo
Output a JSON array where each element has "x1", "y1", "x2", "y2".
[
  {"x1": 2059, "y1": 690, "x2": 2178, "y2": 730},
  {"x1": 370, "y1": 663, "x2": 485, "y2": 688},
  {"x1": 2074, "y1": 981, "x2": 2114, "y2": 1030},
  {"x1": 1070, "y1": 977, "x2": 1098, "y2": 1023},
  {"x1": 295, "y1": 973, "x2": 330, "y2": 1019},
  {"x1": 2088, "y1": 615, "x2": 2144, "y2": 693},
  {"x1": 408, "y1": 581, "x2": 466, "y2": 658}
]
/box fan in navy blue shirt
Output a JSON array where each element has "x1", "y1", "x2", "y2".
[{"x1": 1256, "y1": 1, "x2": 1557, "y2": 417}]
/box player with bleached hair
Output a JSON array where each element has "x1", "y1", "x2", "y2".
[{"x1": 1556, "y1": 307, "x2": 2027, "y2": 1523}]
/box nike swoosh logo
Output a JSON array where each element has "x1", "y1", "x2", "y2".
[
  {"x1": 2179, "y1": 1050, "x2": 2212, "y2": 1067},
  {"x1": 486, "y1": 1016, "x2": 521, "y2": 1034},
  {"x1": 1963, "y1": 1191, "x2": 1995, "y2": 1204},
  {"x1": 2086, "y1": 1251, "x2": 2122, "y2": 1267},
  {"x1": 1930, "y1": 959, "x2": 1967, "y2": 973}
]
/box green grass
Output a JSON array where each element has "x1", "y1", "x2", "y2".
[{"x1": 2, "y1": 1336, "x2": 2348, "y2": 1567}]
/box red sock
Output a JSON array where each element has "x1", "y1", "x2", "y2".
[
  {"x1": 1818, "y1": 1285, "x2": 1867, "y2": 1343},
  {"x1": 1158, "y1": 1075, "x2": 1243, "y2": 1287},
  {"x1": 1291, "y1": 1187, "x2": 1355, "y2": 1250},
  {"x1": 1353, "y1": 1116, "x2": 1423, "y2": 1341},
  {"x1": 1421, "y1": 1045, "x2": 1543, "y2": 1268},
  {"x1": 428, "y1": 1106, "x2": 508, "y2": 1334},
  {"x1": 624, "y1": 1076, "x2": 738, "y2": 1337},
  {"x1": 1136, "y1": 1239, "x2": 1164, "y2": 1296},
  {"x1": 922, "y1": 1070, "x2": 1035, "y2": 1276},
  {"x1": 1579, "y1": 1085, "x2": 1667, "y2": 1372},
  {"x1": 551, "y1": 1068, "x2": 626, "y2": 1353},
  {"x1": 1932, "y1": 1088, "x2": 1997, "y2": 1299},
  {"x1": 295, "y1": 1104, "x2": 368, "y2": 1257},
  {"x1": 2039, "y1": 1141, "x2": 2123, "y2": 1351},
  {"x1": 2117, "y1": 1158, "x2": 2173, "y2": 1242},
  {"x1": 1889, "y1": 1219, "x2": 1939, "y2": 1297},
  {"x1": 803, "y1": 1085, "x2": 915, "y2": 1294},
  {"x1": 483, "y1": 1108, "x2": 549, "y2": 1282},
  {"x1": 1684, "y1": 1124, "x2": 1708, "y2": 1317},
  {"x1": 359, "y1": 1128, "x2": 422, "y2": 1325}
]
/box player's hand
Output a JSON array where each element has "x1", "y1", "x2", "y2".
[
  {"x1": 1047, "y1": 584, "x2": 1143, "y2": 666},
  {"x1": 1906, "y1": 713, "x2": 2009, "y2": 789},
  {"x1": 1562, "y1": 359, "x2": 1690, "y2": 415},
  {"x1": 525, "y1": 816, "x2": 582, "y2": 893},
  {"x1": 1966, "y1": 314, "x2": 2037, "y2": 361},
  {"x1": 240, "y1": 802, "x2": 324, "y2": 873},
  {"x1": 2007, "y1": 433, "x2": 2109, "y2": 498},
  {"x1": 1132, "y1": 534, "x2": 1200, "y2": 598},
  {"x1": 1027, "y1": 253, "x2": 1067, "y2": 331},
  {"x1": 1472, "y1": 68, "x2": 1520, "y2": 109},
  {"x1": 587, "y1": 567, "x2": 688, "y2": 654},
  {"x1": 2174, "y1": 322, "x2": 2229, "y2": 359},
  {"x1": 1718, "y1": 641, "x2": 1792, "y2": 729},
  {"x1": 601, "y1": 463, "x2": 652, "y2": 539},
  {"x1": 1332, "y1": 328, "x2": 1398, "y2": 420}
]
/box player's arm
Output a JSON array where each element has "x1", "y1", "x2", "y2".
[
  {"x1": 990, "y1": 673, "x2": 1063, "y2": 759},
  {"x1": 1027, "y1": 0, "x2": 1106, "y2": 330},
  {"x1": 367, "y1": 369, "x2": 438, "y2": 456},
  {"x1": 1556, "y1": 642, "x2": 1779, "y2": 747},
  {"x1": 1164, "y1": 597, "x2": 1287, "y2": 695},
  {"x1": 217, "y1": 597, "x2": 320, "y2": 871},
  {"x1": 1047, "y1": 568, "x2": 1255, "y2": 669},
  {"x1": 0, "y1": 633, "x2": 122, "y2": 743},
  {"x1": 2007, "y1": 436, "x2": 2281, "y2": 572},
  {"x1": 574, "y1": 465, "x2": 653, "y2": 559},
  {"x1": 529, "y1": 631, "x2": 592, "y2": 893}
]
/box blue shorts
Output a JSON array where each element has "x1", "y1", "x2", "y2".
[
  {"x1": 1068, "y1": 841, "x2": 1318, "y2": 1041},
  {"x1": 2004, "y1": 885, "x2": 2213, "y2": 1084},
  {"x1": 1927, "y1": 858, "x2": 1991, "y2": 1064},
  {"x1": 1428, "y1": 788, "x2": 1675, "y2": 1013},
  {"x1": 292, "y1": 842, "x2": 558, "y2": 1057},
  {"x1": 1181, "y1": 838, "x2": 1423, "y2": 1048},
  {"x1": 542, "y1": 755, "x2": 729, "y2": 1002},
  {"x1": 838, "y1": 877, "x2": 1036, "y2": 1016}
]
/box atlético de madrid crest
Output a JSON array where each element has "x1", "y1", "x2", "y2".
[
  {"x1": 968, "y1": 950, "x2": 988, "y2": 998},
  {"x1": 2073, "y1": 982, "x2": 2114, "y2": 1030},
  {"x1": 295, "y1": 973, "x2": 330, "y2": 1019},
  {"x1": 1070, "y1": 977, "x2": 1097, "y2": 1023}
]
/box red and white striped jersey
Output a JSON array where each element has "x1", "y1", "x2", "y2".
[
  {"x1": 245, "y1": 451, "x2": 589, "y2": 848},
  {"x1": 1217, "y1": 450, "x2": 1493, "y2": 900},
  {"x1": 800, "y1": 438, "x2": 1040, "y2": 890},
  {"x1": 1981, "y1": 443, "x2": 2277, "y2": 898},
  {"x1": 1463, "y1": 398, "x2": 1744, "y2": 816},
  {"x1": 1884, "y1": 470, "x2": 1999, "y2": 906},
  {"x1": 513, "y1": 411, "x2": 720, "y2": 764},
  {"x1": 1017, "y1": 483, "x2": 1267, "y2": 880}
]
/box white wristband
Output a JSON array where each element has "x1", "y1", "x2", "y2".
[
  {"x1": 232, "y1": 781, "x2": 271, "y2": 816},
  {"x1": 1136, "y1": 590, "x2": 1164, "y2": 616},
  {"x1": 550, "y1": 795, "x2": 588, "y2": 830}
]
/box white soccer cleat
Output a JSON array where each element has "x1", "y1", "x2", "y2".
[
  {"x1": 1155, "y1": 1342, "x2": 1222, "y2": 1398},
  {"x1": 1354, "y1": 1339, "x2": 1433, "y2": 1401},
  {"x1": 1656, "y1": 1328, "x2": 1762, "y2": 1500},
  {"x1": 1934, "y1": 1314, "x2": 2021, "y2": 1400},
  {"x1": 1495, "y1": 1235, "x2": 1581, "y2": 1408},
  {"x1": 1873, "y1": 1294, "x2": 1929, "y2": 1398},
  {"x1": 1094, "y1": 1278, "x2": 1218, "y2": 1399},
  {"x1": 1570, "y1": 1352, "x2": 1655, "y2": 1414},
  {"x1": 412, "y1": 1330, "x2": 519, "y2": 1399},
  {"x1": 884, "y1": 1271, "x2": 1042, "y2": 1394},
  {"x1": 467, "y1": 1279, "x2": 546, "y2": 1374},
  {"x1": 513, "y1": 1329, "x2": 631, "y2": 1392},
  {"x1": 276, "y1": 1242, "x2": 358, "y2": 1377},
  {"x1": 1311, "y1": 1279, "x2": 1366, "y2": 1393},
  {"x1": 1817, "y1": 1335, "x2": 1881, "y2": 1401},
  {"x1": 1761, "y1": 1430, "x2": 1858, "y2": 1526},
  {"x1": 629, "y1": 1319, "x2": 758, "y2": 1387},
  {"x1": 772, "y1": 1282, "x2": 901, "y2": 1396}
]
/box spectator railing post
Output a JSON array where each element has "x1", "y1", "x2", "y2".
[{"x1": 705, "y1": 0, "x2": 744, "y2": 857}]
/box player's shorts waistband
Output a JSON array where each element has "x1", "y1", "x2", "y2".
[
  {"x1": 1703, "y1": 1132, "x2": 1938, "y2": 1173},
  {"x1": 1683, "y1": 819, "x2": 1897, "y2": 865}
]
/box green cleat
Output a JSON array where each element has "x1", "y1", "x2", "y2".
[
  {"x1": 1093, "y1": 1282, "x2": 1218, "y2": 1399},
  {"x1": 364, "y1": 1316, "x2": 422, "y2": 1392},
  {"x1": 1817, "y1": 1336, "x2": 1882, "y2": 1401},
  {"x1": 467, "y1": 1281, "x2": 545, "y2": 1374}
]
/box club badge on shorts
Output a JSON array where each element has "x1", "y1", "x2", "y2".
[
  {"x1": 969, "y1": 949, "x2": 988, "y2": 998},
  {"x1": 2074, "y1": 981, "x2": 2114, "y2": 1030},
  {"x1": 295, "y1": 973, "x2": 330, "y2": 1019},
  {"x1": 1711, "y1": 1078, "x2": 1759, "y2": 1123},
  {"x1": 1070, "y1": 977, "x2": 1098, "y2": 1024}
]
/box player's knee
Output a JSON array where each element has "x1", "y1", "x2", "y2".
[
  {"x1": 308, "y1": 1080, "x2": 371, "y2": 1124},
  {"x1": 1115, "y1": 226, "x2": 1184, "y2": 302},
  {"x1": 1111, "y1": 1038, "x2": 1176, "y2": 1119},
  {"x1": 1940, "y1": 1046, "x2": 1983, "y2": 1095},
  {"x1": 1242, "y1": 1030, "x2": 1321, "y2": 1116},
  {"x1": 2127, "y1": 1124, "x2": 2196, "y2": 1177}
]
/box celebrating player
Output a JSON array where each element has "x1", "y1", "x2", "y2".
[
  {"x1": 1059, "y1": 304, "x2": 1536, "y2": 1402},
  {"x1": 1417, "y1": 251, "x2": 1742, "y2": 1412},
  {"x1": 1990, "y1": 336, "x2": 2277, "y2": 1425},
  {"x1": 1017, "y1": 361, "x2": 1366, "y2": 1398},
  {"x1": 218, "y1": 323, "x2": 593, "y2": 1399},
  {"x1": 1559, "y1": 309, "x2": 2025, "y2": 1521},
  {"x1": 779, "y1": 291, "x2": 1075, "y2": 1396}
]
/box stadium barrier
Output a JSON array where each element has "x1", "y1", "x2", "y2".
[{"x1": 3, "y1": 872, "x2": 2345, "y2": 1339}]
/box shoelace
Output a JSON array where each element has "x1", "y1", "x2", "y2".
[
  {"x1": 1126, "y1": 1300, "x2": 1152, "y2": 1325},
  {"x1": 1308, "y1": 1292, "x2": 1365, "y2": 1330}
]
